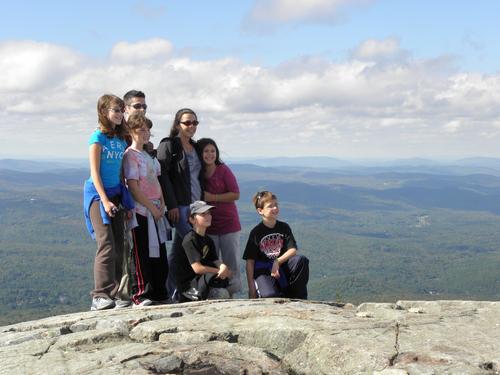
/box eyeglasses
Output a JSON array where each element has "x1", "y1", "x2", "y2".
[
  {"x1": 109, "y1": 108, "x2": 124, "y2": 114},
  {"x1": 128, "y1": 103, "x2": 148, "y2": 110},
  {"x1": 179, "y1": 120, "x2": 199, "y2": 127}
]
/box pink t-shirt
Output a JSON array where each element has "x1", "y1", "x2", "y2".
[
  {"x1": 123, "y1": 148, "x2": 162, "y2": 216},
  {"x1": 205, "y1": 164, "x2": 241, "y2": 235}
]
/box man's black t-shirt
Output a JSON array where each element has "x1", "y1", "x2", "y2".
[
  {"x1": 177, "y1": 230, "x2": 219, "y2": 291},
  {"x1": 243, "y1": 220, "x2": 297, "y2": 263}
]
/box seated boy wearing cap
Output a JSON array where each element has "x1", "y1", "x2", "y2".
[{"x1": 176, "y1": 200, "x2": 233, "y2": 301}]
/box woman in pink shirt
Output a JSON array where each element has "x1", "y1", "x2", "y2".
[{"x1": 197, "y1": 138, "x2": 242, "y2": 296}]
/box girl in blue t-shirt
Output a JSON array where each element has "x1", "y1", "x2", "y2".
[{"x1": 83, "y1": 94, "x2": 131, "y2": 311}]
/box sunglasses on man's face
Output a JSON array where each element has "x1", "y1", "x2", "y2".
[
  {"x1": 129, "y1": 103, "x2": 148, "y2": 110},
  {"x1": 180, "y1": 120, "x2": 199, "y2": 127}
]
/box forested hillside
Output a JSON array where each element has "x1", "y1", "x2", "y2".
[{"x1": 1, "y1": 160, "x2": 500, "y2": 325}]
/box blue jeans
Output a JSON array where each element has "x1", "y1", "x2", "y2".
[{"x1": 166, "y1": 205, "x2": 191, "y2": 299}]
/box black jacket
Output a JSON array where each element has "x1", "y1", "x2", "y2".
[{"x1": 157, "y1": 137, "x2": 203, "y2": 210}]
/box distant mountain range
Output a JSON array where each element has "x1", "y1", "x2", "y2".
[
  {"x1": 2, "y1": 157, "x2": 500, "y2": 325},
  {"x1": 0, "y1": 158, "x2": 88, "y2": 173},
  {"x1": 3, "y1": 158, "x2": 500, "y2": 214},
  {"x1": 231, "y1": 156, "x2": 500, "y2": 170},
  {"x1": 2, "y1": 156, "x2": 500, "y2": 174}
]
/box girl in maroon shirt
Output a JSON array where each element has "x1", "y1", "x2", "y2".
[{"x1": 197, "y1": 138, "x2": 242, "y2": 296}]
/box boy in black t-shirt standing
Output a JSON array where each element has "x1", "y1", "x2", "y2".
[
  {"x1": 177, "y1": 201, "x2": 233, "y2": 301},
  {"x1": 243, "y1": 191, "x2": 309, "y2": 299}
]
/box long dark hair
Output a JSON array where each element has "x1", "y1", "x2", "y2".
[
  {"x1": 197, "y1": 138, "x2": 223, "y2": 166},
  {"x1": 169, "y1": 108, "x2": 197, "y2": 138},
  {"x1": 97, "y1": 94, "x2": 127, "y2": 139}
]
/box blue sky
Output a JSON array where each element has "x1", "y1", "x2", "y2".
[{"x1": 1, "y1": 0, "x2": 500, "y2": 159}]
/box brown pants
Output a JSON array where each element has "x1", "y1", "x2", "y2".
[
  {"x1": 116, "y1": 229, "x2": 133, "y2": 300},
  {"x1": 89, "y1": 200, "x2": 125, "y2": 299}
]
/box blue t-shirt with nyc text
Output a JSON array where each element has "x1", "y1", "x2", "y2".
[{"x1": 88, "y1": 129, "x2": 127, "y2": 188}]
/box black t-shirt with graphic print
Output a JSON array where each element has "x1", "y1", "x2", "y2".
[
  {"x1": 177, "y1": 230, "x2": 219, "y2": 291},
  {"x1": 243, "y1": 220, "x2": 297, "y2": 263}
]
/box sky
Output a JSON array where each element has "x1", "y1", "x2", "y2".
[{"x1": 1, "y1": 0, "x2": 500, "y2": 160}]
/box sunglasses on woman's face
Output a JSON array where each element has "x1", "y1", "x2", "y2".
[{"x1": 180, "y1": 120, "x2": 199, "y2": 127}]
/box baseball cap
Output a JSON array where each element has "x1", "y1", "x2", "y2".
[{"x1": 190, "y1": 200, "x2": 215, "y2": 215}]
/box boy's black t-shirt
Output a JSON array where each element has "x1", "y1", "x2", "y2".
[
  {"x1": 243, "y1": 220, "x2": 297, "y2": 262},
  {"x1": 177, "y1": 230, "x2": 219, "y2": 291}
]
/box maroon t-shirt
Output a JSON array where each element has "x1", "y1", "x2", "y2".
[{"x1": 205, "y1": 164, "x2": 241, "y2": 235}]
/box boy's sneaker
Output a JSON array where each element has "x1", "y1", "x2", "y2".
[
  {"x1": 182, "y1": 287, "x2": 202, "y2": 301},
  {"x1": 114, "y1": 299, "x2": 132, "y2": 308},
  {"x1": 207, "y1": 288, "x2": 230, "y2": 300},
  {"x1": 90, "y1": 297, "x2": 115, "y2": 311},
  {"x1": 133, "y1": 299, "x2": 153, "y2": 307}
]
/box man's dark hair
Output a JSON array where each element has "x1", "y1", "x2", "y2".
[{"x1": 123, "y1": 90, "x2": 146, "y2": 104}]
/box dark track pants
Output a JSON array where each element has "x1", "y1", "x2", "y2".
[
  {"x1": 130, "y1": 213, "x2": 169, "y2": 304},
  {"x1": 255, "y1": 255, "x2": 309, "y2": 299}
]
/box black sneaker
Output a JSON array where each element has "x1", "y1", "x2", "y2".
[
  {"x1": 182, "y1": 287, "x2": 202, "y2": 301},
  {"x1": 207, "y1": 288, "x2": 230, "y2": 300}
]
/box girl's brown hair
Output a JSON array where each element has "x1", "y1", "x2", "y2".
[
  {"x1": 127, "y1": 112, "x2": 150, "y2": 131},
  {"x1": 97, "y1": 94, "x2": 127, "y2": 139}
]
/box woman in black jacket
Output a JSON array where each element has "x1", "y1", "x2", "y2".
[{"x1": 157, "y1": 108, "x2": 203, "y2": 300}]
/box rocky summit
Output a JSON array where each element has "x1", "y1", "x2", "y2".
[{"x1": 0, "y1": 299, "x2": 499, "y2": 374}]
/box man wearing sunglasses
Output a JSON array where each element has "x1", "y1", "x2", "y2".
[
  {"x1": 123, "y1": 90, "x2": 148, "y2": 121},
  {"x1": 114, "y1": 89, "x2": 149, "y2": 308}
]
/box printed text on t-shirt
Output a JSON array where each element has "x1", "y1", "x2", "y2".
[{"x1": 259, "y1": 233, "x2": 283, "y2": 259}]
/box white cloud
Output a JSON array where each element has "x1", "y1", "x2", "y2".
[
  {"x1": 443, "y1": 120, "x2": 461, "y2": 133},
  {"x1": 435, "y1": 73, "x2": 500, "y2": 118},
  {"x1": 110, "y1": 38, "x2": 173, "y2": 63},
  {"x1": 243, "y1": 0, "x2": 372, "y2": 29},
  {"x1": 2, "y1": 38, "x2": 500, "y2": 159},
  {"x1": 0, "y1": 41, "x2": 82, "y2": 92},
  {"x1": 352, "y1": 38, "x2": 401, "y2": 61}
]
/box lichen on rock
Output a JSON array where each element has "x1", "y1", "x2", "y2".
[{"x1": 0, "y1": 299, "x2": 499, "y2": 374}]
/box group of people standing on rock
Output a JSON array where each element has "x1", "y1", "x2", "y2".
[{"x1": 83, "y1": 90, "x2": 309, "y2": 311}]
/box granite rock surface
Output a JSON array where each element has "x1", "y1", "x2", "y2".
[{"x1": 1, "y1": 299, "x2": 499, "y2": 374}]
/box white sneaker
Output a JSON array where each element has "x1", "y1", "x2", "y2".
[
  {"x1": 133, "y1": 299, "x2": 153, "y2": 307},
  {"x1": 90, "y1": 297, "x2": 115, "y2": 311},
  {"x1": 114, "y1": 299, "x2": 132, "y2": 308}
]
